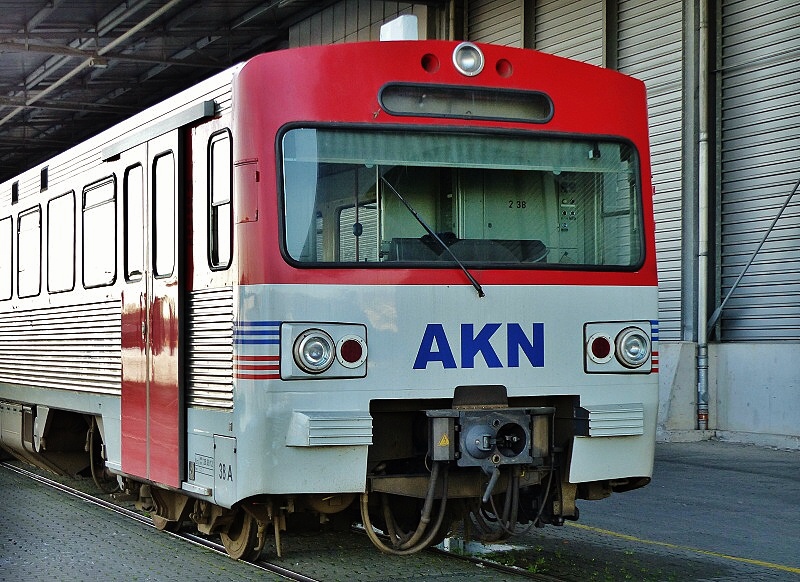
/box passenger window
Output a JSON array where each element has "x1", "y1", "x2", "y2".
[
  {"x1": 18, "y1": 206, "x2": 42, "y2": 298},
  {"x1": 209, "y1": 130, "x2": 232, "y2": 269},
  {"x1": 83, "y1": 178, "x2": 116, "y2": 288},
  {"x1": 153, "y1": 152, "x2": 175, "y2": 277},
  {"x1": 48, "y1": 192, "x2": 76, "y2": 293},
  {"x1": 124, "y1": 164, "x2": 144, "y2": 281},
  {"x1": 0, "y1": 216, "x2": 12, "y2": 300}
]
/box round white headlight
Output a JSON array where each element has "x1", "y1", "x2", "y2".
[
  {"x1": 453, "y1": 42, "x2": 484, "y2": 76},
  {"x1": 615, "y1": 327, "x2": 650, "y2": 368},
  {"x1": 294, "y1": 329, "x2": 335, "y2": 374}
]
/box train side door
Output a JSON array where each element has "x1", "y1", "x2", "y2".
[{"x1": 120, "y1": 130, "x2": 184, "y2": 487}]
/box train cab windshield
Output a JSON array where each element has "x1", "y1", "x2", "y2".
[{"x1": 281, "y1": 128, "x2": 644, "y2": 269}]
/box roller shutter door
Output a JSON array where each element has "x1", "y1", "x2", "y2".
[
  {"x1": 719, "y1": 1, "x2": 800, "y2": 341},
  {"x1": 534, "y1": 0, "x2": 604, "y2": 66},
  {"x1": 467, "y1": 0, "x2": 524, "y2": 47},
  {"x1": 617, "y1": 0, "x2": 684, "y2": 341}
]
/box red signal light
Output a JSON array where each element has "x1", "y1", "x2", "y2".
[
  {"x1": 340, "y1": 338, "x2": 363, "y2": 364},
  {"x1": 591, "y1": 336, "x2": 611, "y2": 359},
  {"x1": 587, "y1": 333, "x2": 614, "y2": 364},
  {"x1": 336, "y1": 335, "x2": 368, "y2": 369}
]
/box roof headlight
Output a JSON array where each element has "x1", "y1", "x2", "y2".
[
  {"x1": 615, "y1": 327, "x2": 650, "y2": 368},
  {"x1": 453, "y1": 42, "x2": 484, "y2": 77},
  {"x1": 293, "y1": 329, "x2": 335, "y2": 374}
]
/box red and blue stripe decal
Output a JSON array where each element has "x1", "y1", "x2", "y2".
[
  {"x1": 650, "y1": 320, "x2": 659, "y2": 373},
  {"x1": 234, "y1": 321, "x2": 281, "y2": 380}
]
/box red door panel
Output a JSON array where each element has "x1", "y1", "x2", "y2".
[
  {"x1": 121, "y1": 288, "x2": 148, "y2": 477},
  {"x1": 147, "y1": 293, "x2": 181, "y2": 486},
  {"x1": 120, "y1": 133, "x2": 183, "y2": 488}
]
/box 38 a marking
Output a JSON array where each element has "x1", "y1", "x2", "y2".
[{"x1": 218, "y1": 462, "x2": 234, "y2": 482}]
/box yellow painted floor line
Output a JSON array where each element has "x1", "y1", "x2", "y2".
[{"x1": 567, "y1": 522, "x2": 800, "y2": 575}]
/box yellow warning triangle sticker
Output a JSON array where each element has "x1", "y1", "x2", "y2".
[{"x1": 438, "y1": 433, "x2": 450, "y2": 447}]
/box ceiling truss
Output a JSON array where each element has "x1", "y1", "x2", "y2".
[{"x1": 0, "y1": 0, "x2": 339, "y2": 181}]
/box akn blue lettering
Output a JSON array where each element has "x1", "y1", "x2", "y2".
[
  {"x1": 507, "y1": 323, "x2": 544, "y2": 367},
  {"x1": 413, "y1": 324, "x2": 457, "y2": 369},
  {"x1": 461, "y1": 323, "x2": 502, "y2": 368},
  {"x1": 414, "y1": 322, "x2": 545, "y2": 369}
]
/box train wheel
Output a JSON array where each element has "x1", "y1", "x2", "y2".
[
  {"x1": 150, "y1": 488, "x2": 189, "y2": 532},
  {"x1": 469, "y1": 505, "x2": 514, "y2": 542},
  {"x1": 152, "y1": 513, "x2": 181, "y2": 532},
  {"x1": 220, "y1": 509, "x2": 262, "y2": 561}
]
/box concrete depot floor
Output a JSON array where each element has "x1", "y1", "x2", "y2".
[{"x1": 466, "y1": 440, "x2": 800, "y2": 581}]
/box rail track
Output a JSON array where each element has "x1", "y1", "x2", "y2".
[
  {"x1": 1, "y1": 461, "x2": 320, "y2": 581},
  {"x1": 1, "y1": 460, "x2": 559, "y2": 581}
]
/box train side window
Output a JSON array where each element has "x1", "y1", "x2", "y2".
[
  {"x1": 17, "y1": 206, "x2": 41, "y2": 298},
  {"x1": 153, "y1": 152, "x2": 175, "y2": 277},
  {"x1": 209, "y1": 130, "x2": 232, "y2": 270},
  {"x1": 47, "y1": 191, "x2": 76, "y2": 293},
  {"x1": 124, "y1": 164, "x2": 144, "y2": 281},
  {"x1": 0, "y1": 216, "x2": 12, "y2": 300},
  {"x1": 82, "y1": 177, "x2": 117, "y2": 288}
]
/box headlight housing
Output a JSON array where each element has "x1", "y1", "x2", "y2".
[
  {"x1": 615, "y1": 327, "x2": 650, "y2": 368},
  {"x1": 293, "y1": 329, "x2": 335, "y2": 374},
  {"x1": 281, "y1": 322, "x2": 368, "y2": 379},
  {"x1": 584, "y1": 321, "x2": 655, "y2": 374},
  {"x1": 452, "y1": 42, "x2": 484, "y2": 76}
]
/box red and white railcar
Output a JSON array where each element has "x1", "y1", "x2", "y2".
[{"x1": 0, "y1": 39, "x2": 658, "y2": 558}]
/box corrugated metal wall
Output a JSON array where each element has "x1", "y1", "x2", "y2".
[
  {"x1": 533, "y1": 0, "x2": 604, "y2": 66},
  {"x1": 467, "y1": 0, "x2": 524, "y2": 47},
  {"x1": 616, "y1": 0, "x2": 684, "y2": 341},
  {"x1": 515, "y1": 0, "x2": 684, "y2": 341},
  {"x1": 718, "y1": 0, "x2": 800, "y2": 341}
]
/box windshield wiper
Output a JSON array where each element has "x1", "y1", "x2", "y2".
[{"x1": 380, "y1": 175, "x2": 485, "y2": 298}]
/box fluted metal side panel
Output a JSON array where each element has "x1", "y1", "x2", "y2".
[
  {"x1": 0, "y1": 300, "x2": 121, "y2": 395},
  {"x1": 585, "y1": 403, "x2": 645, "y2": 437},
  {"x1": 186, "y1": 287, "x2": 234, "y2": 410}
]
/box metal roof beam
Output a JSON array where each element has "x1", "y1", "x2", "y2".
[
  {"x1": 0, "y1": 39, "x2": 224, "y2": 69},
  {"x1": 22, "y1": 0, "x2": 69, "y2": 33},
  {"x1": 0, "y1": 95, "x2": 137, "y2": 114},
  {"x1": 1, "y1": 0, "x2": 187, "y2": 131},
  {"x1": 23, "y1": 0, "x2": 154, "y2": 90}
]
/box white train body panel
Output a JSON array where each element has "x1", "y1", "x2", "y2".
[{"x1": 179, "y1": 282, "x2": 658, "y2": 503}]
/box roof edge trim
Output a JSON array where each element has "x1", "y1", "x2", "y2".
[{"x1": 101, "y1": 100, "x2": 216, "y2": 161}]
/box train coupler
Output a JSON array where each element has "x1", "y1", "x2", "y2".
[{"x1": 426, "y1": 406, "x2": 554, "y2": 472}]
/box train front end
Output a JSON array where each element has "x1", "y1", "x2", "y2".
[{"x1": 229, "y1": 40, "x2": 658, "y2": 555}]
